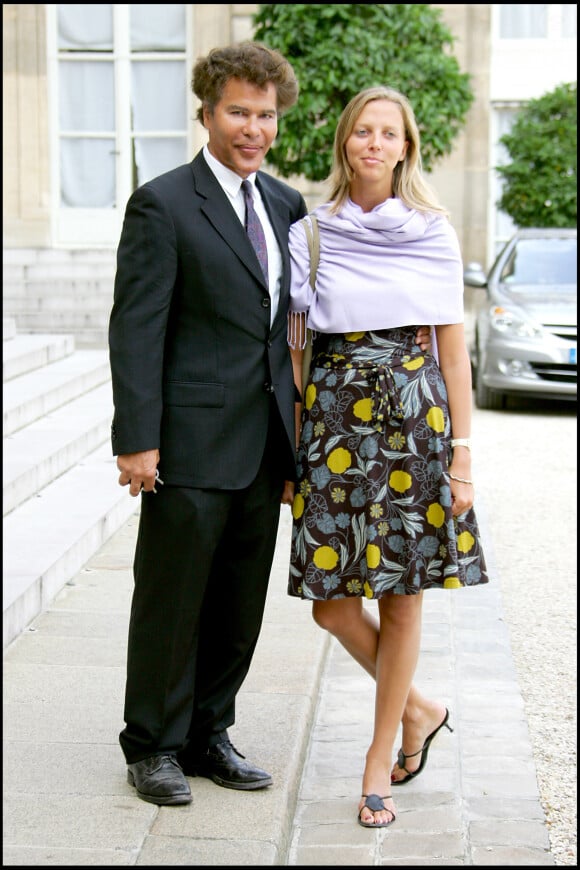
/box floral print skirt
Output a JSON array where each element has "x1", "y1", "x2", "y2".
[{"x1": 288, "y1": 328, "x2": 489, "y2": 599}]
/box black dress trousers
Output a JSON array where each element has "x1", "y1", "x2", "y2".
[{"x1": 119, "y1": 402, "x2": 290, "y2": 763}]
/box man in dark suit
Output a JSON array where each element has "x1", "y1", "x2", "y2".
[{"x1": 108, "y1": 42, "x2": 307, "y2": 805}]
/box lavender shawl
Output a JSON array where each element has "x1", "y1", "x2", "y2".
[{"x1": 288, "y1": 198, "x2": 464, "y2": 347}]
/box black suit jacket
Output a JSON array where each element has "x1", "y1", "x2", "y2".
[{"x1": 109, "y1": 151, "x2": 307, "y2": 488}]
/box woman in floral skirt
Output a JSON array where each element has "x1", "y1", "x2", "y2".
[{"x1": 287, "y1": 86, "x2": 489, "y2": 828}]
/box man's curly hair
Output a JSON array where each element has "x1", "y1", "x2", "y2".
[{"x1": 192, "y1": 41, "x2": 299, "y2": 121}]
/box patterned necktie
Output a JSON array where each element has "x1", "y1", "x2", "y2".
[{"x1": 241, "y1": 180, "x2": 269, "y2": 284}]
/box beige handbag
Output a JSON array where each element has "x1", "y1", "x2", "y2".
[{"x1": 299, "y1": 215, "x2": 320, "y2": 392}]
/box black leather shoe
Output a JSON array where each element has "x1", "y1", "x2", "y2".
[
  {"x1": 127, "y1": 754, "x2": 192, "y2": 805},
  {"x1": 182, "y1": 740, "x2": 273, "y2": 790}
]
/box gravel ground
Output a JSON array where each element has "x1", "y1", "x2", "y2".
[{"x1": 473, "y1": 397, "x2": 577, "y2": 866}]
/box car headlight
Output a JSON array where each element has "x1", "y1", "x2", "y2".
[{"x1": 488, "y1": 305, "x2": 543, "y2": 338}]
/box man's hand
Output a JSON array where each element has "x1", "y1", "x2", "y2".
[
  {"x1": 117, "y1": 449, "x2": 160, "y2": 497},
  {"x1": 281, "y1": 479, "x2": 295, "y2": 505},
  {"x1": 415, "y1": 325, "x2": 431, "y2": 353}
]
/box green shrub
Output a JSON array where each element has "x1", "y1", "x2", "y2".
[
  {"x1": 496, "y1": 81, "x2": 577, "y2": 228},
  {"x1": 253, "y1": 3, "x2": 474, "y2": 181}
]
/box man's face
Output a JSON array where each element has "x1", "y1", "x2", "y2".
[{"x1": 204, "y1": 77, "x2": 278, "y2": 179}]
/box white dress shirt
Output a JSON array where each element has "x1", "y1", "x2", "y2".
[{"x1": 203, "y1": 145, "x2": 282, "y2": 324}]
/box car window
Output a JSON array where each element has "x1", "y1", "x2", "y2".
[{"x1": 500, "y1": 238, "x2": 577, "y2": 287}]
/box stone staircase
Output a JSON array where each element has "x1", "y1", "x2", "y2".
[
  {"x1": 2, "y1": 317, "x2": 138, "y2": 648},
  {"x1": 3, "y1": 248, "x2": 117, "y2": 348}
]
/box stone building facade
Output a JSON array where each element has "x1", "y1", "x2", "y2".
[{"x1": 3, "y1": 4, "x2": 576, "y2": 345}]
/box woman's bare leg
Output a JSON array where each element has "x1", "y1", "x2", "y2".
[
  {"x1": 312, "y1": 597, "x2": 446, "y2": 773},
  {"x1": 312, "y1": 595, "x2": 449, "y2": 817},
  {"x1": 313, "y1": 593, "x2": 423, "y2": 824},
  {"x1": 355, "y1": 592, "x2": 424, "y2": 823},
  {"x1": 312, "y1": 597, "x2": 379, "y2": 677}
]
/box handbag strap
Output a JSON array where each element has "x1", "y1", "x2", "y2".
[{"x1": 299, "y1": 215, "x2": 320, "y2": 291}]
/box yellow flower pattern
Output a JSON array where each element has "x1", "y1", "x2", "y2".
[
  {"x1": 327, "y1": 447, "x2": 352, "y2": 474},
  {"x1": 292, "y1": 493, "x2": 304, "y2": 520},
  {"x1": 426, "y1": 405, "x2": 445, "y2": 433},
  {"x1": 366, "y1": 544, "x2": 381, "y2": 569},
  {"x1": 457, "y1": 530, "x2": 475, "y2": 553},
  {"x1": 313, "y1": 546, "x2": 339, "y2": 570},
  {"x1": 389, "y1": 470, "x2": 412, "y2": 493},
  {"x1": 353, "y1": 397, "x2": 373, "y2": 421},
  {"x1": 426, "y1": 503, "x2": 445, "y2": 528},
  {"x1": 388, "y1": 431, "x2": 406, "y2": 450},
  {"x1": 402, "y1": 355, "x2": 424, "y2": 371},
  {"x1": 304, "y1": 382, "x2": 316, "y2": 410}
]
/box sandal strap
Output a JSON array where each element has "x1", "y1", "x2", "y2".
[
  {"x1": 361, "y1": 793, "x2": 392, "y2": 799},
  {"x1": 396, "y1": 710, "x2": 452, "y2": 772},
  {"x1": 361, "y1": 793, "x2": 392, "y2": 812},
  {"x1": 397, "y1": 746, "x2": 422, "y2": 771}
]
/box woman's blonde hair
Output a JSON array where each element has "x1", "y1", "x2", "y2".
[{"x1": 327, "y1": 85, "x2": 448, "y2": 217}]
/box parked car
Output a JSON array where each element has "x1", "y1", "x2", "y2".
[{"x1": 464, "y1": 227, "x2": 577, "y2": 410}]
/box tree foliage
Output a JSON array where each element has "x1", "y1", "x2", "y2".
[
  {"x1": 496, "y1": 81, "x2": 577, "y2": 228},
  {"x1": 252, "y1": 4, "x2": 474, "y2": 181}
]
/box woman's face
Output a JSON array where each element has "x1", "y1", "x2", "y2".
[{"x1": 345, "y1": 99, "x2": 408, "y2": 187}]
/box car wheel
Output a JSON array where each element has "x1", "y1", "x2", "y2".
[{"x1": 475, "y1": 363, "x2": 505, "y2": 410}]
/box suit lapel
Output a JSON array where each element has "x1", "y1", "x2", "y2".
[{"x1": 192, "y1": 154, "x2": 268, "y2": 287}]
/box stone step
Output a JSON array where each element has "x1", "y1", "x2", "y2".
[
  {"x1": 12, "y1": 260, "x2": 115, "y2": 281},
  {"x1": 3, "y1": 318, "x2": 17, "y2": 341},
  {"x1": 3, "y1": 250, "x2": 116, "y2": 349},
  {"x1": 3, "y1": 312, "x2": 110, "y2": 340},
  {"x1": 3, "y1": 247, "x2": 116, "y2": 267},
  {"x1": 3, "y1": 380, "x2": 114, "y2": 516},
  {"x1": 2, "y1": 332, "x2": 75, "y2": 381},
  {"x1": 2, "y1": 327, "x2": 135, "y2": 649},
  {"x1": 2, "y1": 324, "x2": 108, "y2": 350},
  {"x1": 3, "y1": 349, "x2": 110, "y2": 437},
  {"x1": 3, "y1": 281, "x2": 114, "y2": 303},
  {"x1": 2, "y1": 440, "x2": 138, "y2": 649}
]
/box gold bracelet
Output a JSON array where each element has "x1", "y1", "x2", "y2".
[{"x1": 449, "y1": 473, "x2": 473, "y2": 485}]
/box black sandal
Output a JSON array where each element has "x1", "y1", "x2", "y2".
[
  {"x1": 392, "y1": 707, "x2": 453, "y2": 786},
  {"x1": 357, "y1": 793, "x2": 396, "y2": 828}
]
